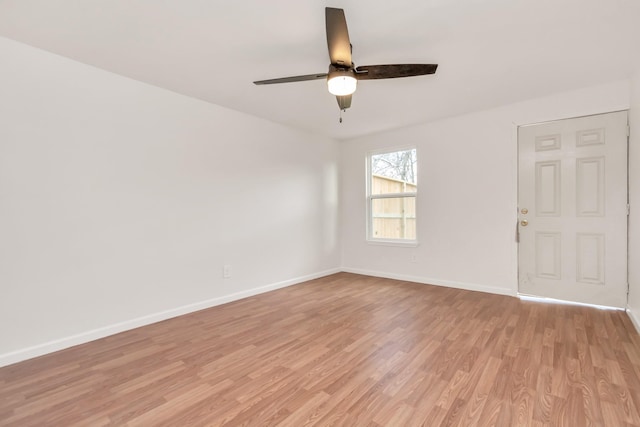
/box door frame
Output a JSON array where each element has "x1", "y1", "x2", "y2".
[{"x1": 514, "y1": 109, "x2": 630, "y2": 308}]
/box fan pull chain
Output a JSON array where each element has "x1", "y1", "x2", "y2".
[{"x1": 339, "y1": 109, "x2": 343, "y2": 123}]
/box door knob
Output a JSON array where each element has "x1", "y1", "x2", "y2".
[{"x1": 520, "y1": 219, "x2": 528, "y2": 226}]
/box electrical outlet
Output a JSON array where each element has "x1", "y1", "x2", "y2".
[
  {"x1": 223, "y1": 265, "x2": 232, "y2": 278},
  {"x1": 410, "y1": 253, "x2": 417, "y2": 263}
]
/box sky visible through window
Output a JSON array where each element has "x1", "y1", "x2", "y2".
[{"x1": 371, "y1": 149, "x2": 417, "y2": 186}]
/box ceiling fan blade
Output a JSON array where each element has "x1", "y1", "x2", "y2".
[
  {"x1": 355, "y1": 64, "x2": 438, "y2": 80},
  {"x1": 254, "y1": 73, "x2": 328, "y2": 85},
  {"x1": 325, "y1": 8, "x2": 352, "y2": 66},
  {"x1": 336, "y1": 95, "x2": 352, "y2": 110}
]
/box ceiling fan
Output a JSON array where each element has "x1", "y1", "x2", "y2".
[{"x1": 253, "y1": 7, "x2": 438, "y2": 112}]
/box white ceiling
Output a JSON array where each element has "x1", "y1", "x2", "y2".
[{"x1": 0, "y1": 0, "x2": 638, "y2": 139}]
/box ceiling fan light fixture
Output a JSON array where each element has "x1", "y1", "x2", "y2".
[{"x1": 327, "y1": 70, "x2": 357, "y2": 96}]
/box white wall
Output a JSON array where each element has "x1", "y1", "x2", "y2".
[
  {"x1": 628, "y1": 71, "x2": 640, "y2": 328},
  {"x1": 340, "y1": 80, "x2": 630, "y2": 296},
  {"x1": 0, "y1": 37, "x2": 340, "y2": 366}
]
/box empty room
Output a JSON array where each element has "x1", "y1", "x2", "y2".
[{"x1": 2, "y1": 1, "x2": 640, "y2": 425}]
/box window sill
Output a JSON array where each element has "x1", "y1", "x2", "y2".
[{"x1": 366, "y1": 239, "x2": 419, "y2": 248}]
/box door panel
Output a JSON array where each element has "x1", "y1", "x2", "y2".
[
  {"x1": 518, "y1": 111, "x2": 628, "y2": 308},
  {"x1": 576, "y1": 157, "x2": 604, "y2": 216},
  {"x1": 536, "y1": 160, "x2": 560, "y2": 216}
]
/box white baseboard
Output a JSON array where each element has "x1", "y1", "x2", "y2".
[
  {"x1": 0, "y1": 268, "x2": 340, "y2": 368},
  {"x1": 341, "y1": 267, "x2": 516, "y2": 297},
  {"x1": 627, "y1": 306, "x2": 640, "y2": 334}
]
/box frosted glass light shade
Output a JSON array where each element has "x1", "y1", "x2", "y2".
[{"x1": 327, "y1": 75, "x2": 357, "y2": 96}]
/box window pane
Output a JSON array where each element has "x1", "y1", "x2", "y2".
[
  {"x1": 371, "y1": 196, "x2": 416, "y2": 240},
  {"x1": 371, "y1": 149, "x2": 417, "y2": 195}
]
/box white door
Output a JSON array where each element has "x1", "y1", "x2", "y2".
[{"x1": 518, "y1": 111, "x2": 628, "y2": 308}]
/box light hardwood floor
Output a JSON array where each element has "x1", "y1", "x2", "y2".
[{"x1": 2, "y1": 273, "x2": 640, "y2": 426}]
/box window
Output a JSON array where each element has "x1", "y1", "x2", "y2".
[{"x1": 367, "y1": 148, "x2": 417, "y2": 243}]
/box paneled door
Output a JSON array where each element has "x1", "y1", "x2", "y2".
[{"x1": 518, "y1": 111, "x2": 628, "y2": 308}]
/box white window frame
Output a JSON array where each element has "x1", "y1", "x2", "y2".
[{"x1": 366, "y1": 147, "x2": 418, "y2": 246}]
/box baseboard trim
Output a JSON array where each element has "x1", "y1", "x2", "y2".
[
  {"x1": 340, "y1": 267, "x2": 516, "y2": 297},
  {"x1": 0, "y1": 268, "x2": 340, "y2": 368},
  {"x1": 627, "y1": 307, "x2": 640, "y2": 334}
]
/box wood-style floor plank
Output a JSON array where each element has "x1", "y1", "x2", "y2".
[{"x1": 3, "y1": 272, "x2": 640, "y2": 426}]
